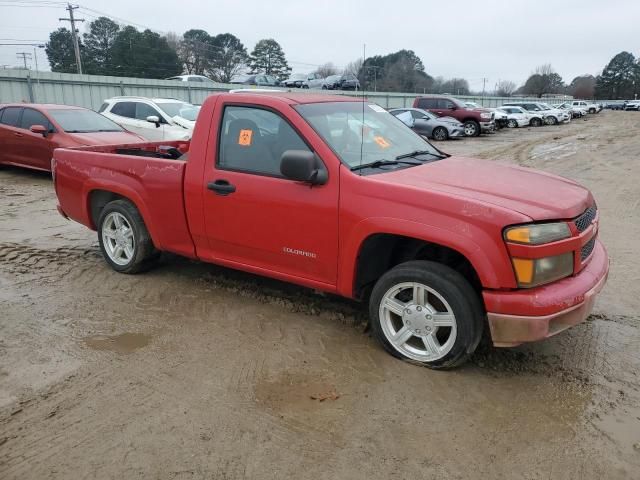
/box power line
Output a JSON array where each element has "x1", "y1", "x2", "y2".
[{"x1": 59, "y1": 3, "x2": 83, "y2": 74}]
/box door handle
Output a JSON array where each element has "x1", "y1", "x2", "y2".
[
  {"x1": 207, "y1": 179, "x2": 236, "y2": 196},
  {"x1": 13, "y1": 132, "x2": 23, "y2": 137}
]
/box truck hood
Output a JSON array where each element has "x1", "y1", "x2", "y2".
[
  {"x1": 69, "y1": 131, "x2": 145, "y2": 145},
  {"x1": 378, "y1": 156, "x2": 592, "y2": 220}
]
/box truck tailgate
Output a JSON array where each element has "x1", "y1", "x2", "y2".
[{"x1": 53, "y1": 144, "x2": 196, "y2": 259}]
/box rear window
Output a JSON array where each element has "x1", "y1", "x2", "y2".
[
  {"x1": 0, "y1": 107, "x2": 22, "y2": 127},
  {"x1": 110, "y1": 101, "x2": 136, "y2": 118}
]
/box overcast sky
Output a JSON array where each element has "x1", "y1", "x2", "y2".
[{"x1": 1, "y1": 0, "x2": 639, "y2": 90}]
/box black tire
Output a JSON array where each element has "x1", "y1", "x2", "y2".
[
  {"x1": 97, "y1": 199, "x2": 159, "y2": 274},
  {"x1": 463, "y1": 120, "x2": 480, "y2": 137},
  {"x1": 369, "y1": 260, "x2": 484, "y2": 369},
  {"x1": 589, "y1": 108, "x2": 595, "y2": 114},
  {"x1": 530, "y1": 117, "x2": 542, "y2": 127},
  {"x1": 545, "y1": 116, "x2": 558, "y2": 125},
  {"x1": 507, "y1": 119, "x2": 518, "y2": 128},
  {"x1": 432, "y1": 126, "x2": 448, "y2": 141},
  {"x1": 321, "y1": 85, "x2": 328, "y2": 90},
  {"x1": 302, "y1": 84, "x2": 309, "y2": 89}
]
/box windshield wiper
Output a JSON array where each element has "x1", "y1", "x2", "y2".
[
  {"x1": 395, "y1": 150, "x2": 447, "y2": 161},
  {"x1": 350, "y1": 159, "x2": 422, "y2": 172}
]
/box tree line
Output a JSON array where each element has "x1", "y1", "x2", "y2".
[{"x1": 45, "y1": 17, "x2": 640, "y2": 99}]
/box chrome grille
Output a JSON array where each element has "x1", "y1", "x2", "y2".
[
  {"x1": 581, "y1": 237, "x2": 596, "y2": 261},
  {"x1": 574, "y1": 206, "x2": 597, "y2": 233}
]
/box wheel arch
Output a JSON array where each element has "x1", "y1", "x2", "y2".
[{"x1": 87, "y1": 188, "x2": 159, "y2": 249}]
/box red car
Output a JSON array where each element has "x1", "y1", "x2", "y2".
[
  {"x1": 52, "y1": 92, "x2": 608, "y2": 369},
  {"x1": 0, "y1": 103, "x2": 145, "y2": 172}
]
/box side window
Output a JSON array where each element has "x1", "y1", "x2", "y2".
[
  {"x1": 0, "y1": 107, "x2": 22, "y2": 127},
  {"x1": 218, "y1": 105, "x2": 311, "y2": 177},
  {"x1": 437, "y1": 99, "x2": 455, "y2": 109},
  {"x1": 409, "y1": 110, "x2": 424, "y2": 119},
  {"x1": 417, "y1": 98, "x2": 437, "y2": 109},
  {"x1": 135, "y1": 102, "x2": 163, "y2": 122},
  {"x1": 20, "y1": 108, "x2": 51, "y2": 131},
  {"x1": 98, "y1": 102, "x2": 108, "y2": 113},
  {"x1": 110, "y1": 102, "x2": 136, "y2": 118}
]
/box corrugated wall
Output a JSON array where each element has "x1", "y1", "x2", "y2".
[{"x1": 0, "y1": 69, "x2": 590, "y2": 111}]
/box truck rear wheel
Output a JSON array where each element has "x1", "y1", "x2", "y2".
[
  {"x1": 97, "y1": 199, "x2": 159, "y2": 274},
  {"x1": 369, "y1": 261, "x2": 484, "y2": 369}
]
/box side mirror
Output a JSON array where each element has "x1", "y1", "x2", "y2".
[
  {"x1": 449, "y1": 105, "x2": 457, "y2": 110},
  {"x1": 146, "y1": 115, "x2": 161, "y2": 127},
  {"x1": 30, "y1": 124, "x2": 48, "y2": 137},
  {"x1": 280, "y1": 150, "x2": 328, "y2": 185}
]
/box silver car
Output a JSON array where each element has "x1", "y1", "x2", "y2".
[{"x1": 389, "y1": 108, "x2": 465, "y2": 140}]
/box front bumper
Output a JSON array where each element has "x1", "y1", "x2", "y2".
[
  {"x1": 484, "y1": 240, "x2": 609, "y2": 347},
  {"x1": 448, "y1": 126, "x2": 465, "y2": 137},
  {"x1": 480, "y1": 121, "x2": 494, "y2": 132}
]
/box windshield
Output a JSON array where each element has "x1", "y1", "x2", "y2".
[
  {"x1": 539, "y1": 103, "x2": 553, "y2": 110},
  {"x1": 295, "y1": 102, "x2": 441, "y2": 170},
  {"x1": 415, "y1": 109, "x2": 436, "y2": 120},
  {"x1": 465, "y1": 102, "x2": 480, "y2": 108},
  {"x1": 156, "y1": 102, "x2": 199, "y2": 121},
  {"x1": 326, "y1": 75, "x2": 341, "y2": 82},
  {"x1": 49, "y1": 109, "x2": 124, "y2": 133},
  {"x1": 289, "y1": 74, "x2": 306, "y2": 80}
]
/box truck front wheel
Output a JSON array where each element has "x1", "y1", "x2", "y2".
[
  {"x1": 369, "y1": 261, "x2": 484, "y2": 369},
  {"x1": 97, "y1": 199, "x2": 159, "y2": 274},
  {"x1": 463, "y1": 120, "x2": 480, "y2": 137}
]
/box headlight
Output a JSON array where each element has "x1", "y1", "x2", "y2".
[
  {"x1": 480, "y1": 112, "x2": 492, "y2": 119},
  {"x1": 511, "y1": 253, "x2": 574, "y2": 288},
  {"x1": 504, "y1": 222, "x2": 571, "y2": 245}
]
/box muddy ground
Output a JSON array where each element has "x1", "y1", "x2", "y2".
[{"x1": 1, "y1": 111, "x2": 639, "y2": 479}]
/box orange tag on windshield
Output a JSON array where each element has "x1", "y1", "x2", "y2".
[
  {"x1": 238, "y1": 129, "x2": 253, "y2": 146},
  {"x1": 374, "y1": 136, "x2": 391, "y2": 148}
]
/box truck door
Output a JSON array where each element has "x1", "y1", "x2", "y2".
[{"x1": 201, "y1": 104, "x2": 340, "y2": 288}]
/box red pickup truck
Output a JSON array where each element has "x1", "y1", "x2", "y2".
[{"x1": 53, "y1": 92, "x2": 609, "y2": 369}]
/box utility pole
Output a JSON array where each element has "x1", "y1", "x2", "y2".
[
  {"x1": 482, "y1": 77, "x2": 487, "y2": 100},
  {"x1": 59, "y1": 3, "x2": 84, "y2": 74},
  {"x1": 16, "y1": 52, "x2": 32, "y2": 69}
]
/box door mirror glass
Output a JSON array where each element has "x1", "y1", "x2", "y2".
[
  {"x1": 30, "y1": 124, "x2": 48, "y2": 136},
  {"x1": 280, "y1": 150, "x2": 327, "y2": 185},
  {"x1": 146, "y1": 115, "x2": 161, "y2": 127}
]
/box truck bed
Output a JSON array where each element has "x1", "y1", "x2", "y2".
[{"x1": 53, "y1": 140, "x2": 196, "y2": 259}]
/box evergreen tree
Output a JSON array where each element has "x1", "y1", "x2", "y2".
[
  {"x1": 45, "y1": 27, "x2": 82, "y2": 73},
  {"x1": 83, "y1": 17, "x2": 120, "y2": 75},
  {"x1": 595, "y1": 52, "x2": 638, "y2": 99},
  {"x1": 248, "y1": 39, "x2": 291, "y2": 80}
]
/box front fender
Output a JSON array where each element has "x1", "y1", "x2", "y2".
[{"x1": 337, "y1": 216, "x2": 515, "y2": 298}]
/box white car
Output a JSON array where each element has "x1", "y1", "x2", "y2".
[
  {"x1": 538, "y1": 103, "x2": 571, "y2": 124},
  {"x1": 624, "y1": 101, "x2": 640, "y2": 111},
  {"x1": 570, "y1": 100, "x2": 601, "y2": 114},
  {"x1": 496, "y1": 106, "x2": 532, "y2": 127},
  {"x1": 555, "y1": 103, "x2": 587, "y2": 118},
  {"x1": 99, "y1": 97, "x2": 200, "y2": 141},
  {"x1": 166, "y1": 74, "x2": 216, "y2": 85}
]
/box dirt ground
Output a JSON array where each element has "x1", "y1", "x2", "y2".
[{"x1": 1, "y1": 111, "x2": 639, "y2": 479}]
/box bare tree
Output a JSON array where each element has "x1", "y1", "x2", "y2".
[
  {"x1": 344, "y1": 58, "x2": 363, "y2": 76},
  {"x1": 314, "y1": 62, "x2": 338, "y2": 78},
  {"x1": 496, "y1": 80, "x2": 517, "y2": 97}
]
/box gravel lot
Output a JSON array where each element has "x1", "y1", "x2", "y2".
[{"x1": 1, "y1": 110, "x2": 639, "y2": 479}]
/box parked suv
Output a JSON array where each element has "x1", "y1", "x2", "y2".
[
  {"x1": 571, "y1": 100, "x2": 602, "y2": 114},
  {"x1": 414, "y1": 95, "x2": 494, "y2": 136},
  {"x1": 100, "y1": 97, "x2": 199, "y2": 141}
]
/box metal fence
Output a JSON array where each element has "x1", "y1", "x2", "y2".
[{"x1": 1, "y1": 69, "x2": 587, "y2": 111}]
